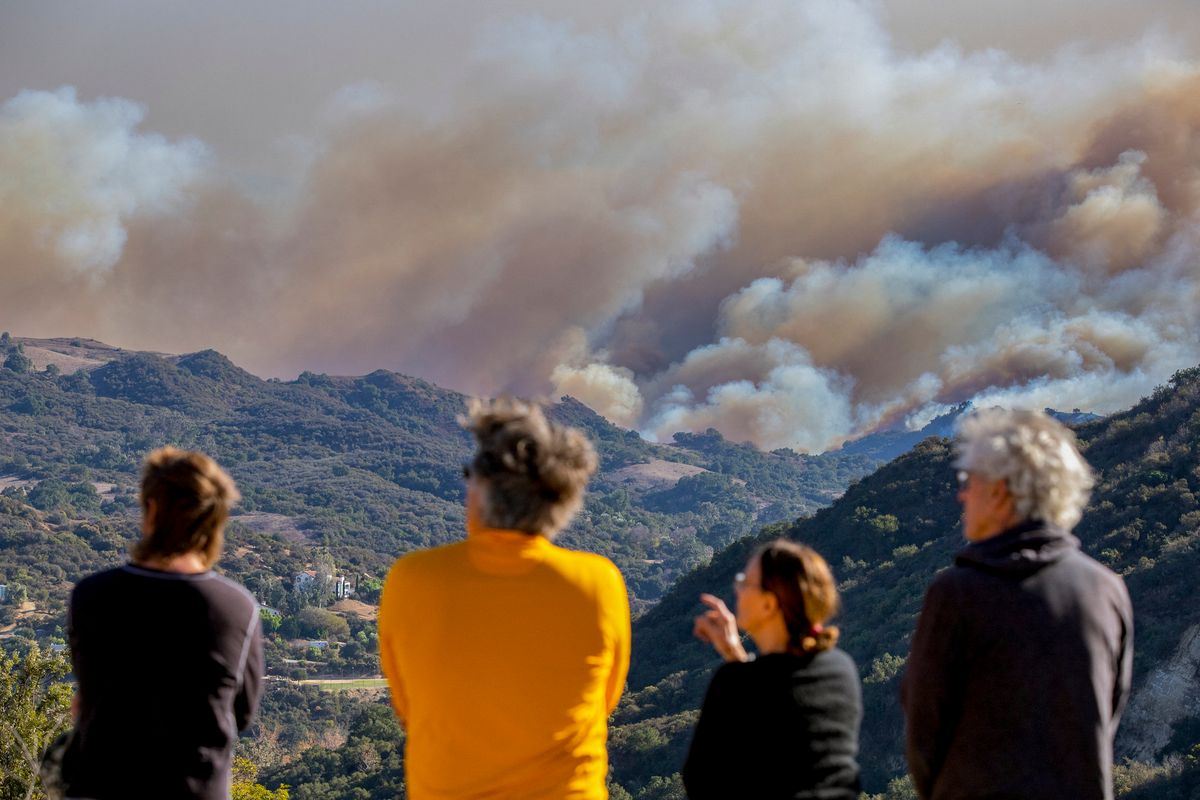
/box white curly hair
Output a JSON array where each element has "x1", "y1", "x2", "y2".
[{"x1": 954, "y1": 407, "x2": 1095, "y2": 531}]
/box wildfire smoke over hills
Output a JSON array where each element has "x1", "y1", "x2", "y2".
[{"x1": 2, "y1": 0, "x2": 1199, "y2": 451}]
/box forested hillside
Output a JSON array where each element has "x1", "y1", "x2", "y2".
[
  {"x1": 613, "y1": 366, "x2": 1200, "y2": 797},
  {"x1": 0, "y1": 335, "x2": 881, "y2": 799},
  {"x1": 0, "y1": 336, "x2": 880, "y2": 617}
]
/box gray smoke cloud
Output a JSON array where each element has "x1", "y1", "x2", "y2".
[
  {"x1": 0, "y1": 88, "x2": 206, "y2": 274},
  {"x1": 2, "y1": 0, "x2": 1199, "y2": 451}
]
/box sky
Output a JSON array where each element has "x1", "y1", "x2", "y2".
[{"x1": 2, "y1": 0, "x2": 1199, "y2": 452}]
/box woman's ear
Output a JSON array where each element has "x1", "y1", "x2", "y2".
[{"x1": 760, "y1": 587, "x2": 781, "y2": 617}]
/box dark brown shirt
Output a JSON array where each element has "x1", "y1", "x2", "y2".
[{"x1": 66, "y1": 563, "x2": 264, "y2": 800}]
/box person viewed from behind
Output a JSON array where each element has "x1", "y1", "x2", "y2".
[
  {"x1": 64, "y1": 447, "x2": 263, "y2": 800},
  {"x1": 378, "y1": 398, "x2": 631, "y2": 800},
  {"x1": 683, "y1": 539, "x2": 862, "y2": 799},
  {"x1": 902, "y1": 408, "x2": 1133, "y2": 800}
]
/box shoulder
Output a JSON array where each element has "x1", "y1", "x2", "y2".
[
  {"x1": 814, "y1": 646, "x2": 859, "y2": 677},
  {"x1": 911, "y1": 566, "x2": 979, "y2": 632},
  {"x1": 707, "y1": 657, "x2": 818, "y2": 699},
  {"x1": 1063, "y1": 548, "x2": 1125, "y2": 584},
  {"x1": 1061, "y1": 549, "x2": 1132, "y2": 606},
  {"x1": 70, "y1": 566, "x2": 123, "y2": 607},
  {"x1": 813, "y1": 649, "x2": 863, "y2": 699},
  {"x1": 389, "y1": 540, "x2": 467, "y2": 574},
  {"x1": 923, "y1": 564, "x2": 976, "y2": 601},
  {"x1": 383, "y1": 541, "x2": 468, "y2": 595},
  {"x1": 757, "y1": 650, "x2": 859, "y2": 684},
  {"x1": 73, "y1": 565, "x2": 123, "y2": 592},
  {"x1": 207, "y1": 572, "x2": 259, "y2": 611},
  {"x1": 547, "y1": 545, "x2": 626, "y2": 587},
  {"x1": 707, "y1": 659, "x2": 755, "y2": 694}
]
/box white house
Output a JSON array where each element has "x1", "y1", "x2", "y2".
[
  {"x1": 293, "y1": 570, "x2": 318, "y2": 592},
  {"x1": 293, "y1": 568, "x2": 354, "y2": 600}
]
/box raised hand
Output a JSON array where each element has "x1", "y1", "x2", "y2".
[{"x1": 693, "y1": 593, "x2": 749, "y2": 663}]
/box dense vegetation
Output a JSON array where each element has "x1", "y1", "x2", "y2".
[
  {"x1": 0, "y1": 336, "x2": 881, "y2": 798},
  {"x1": 0, "y1": 338, "x2": 882, "y2": 625}
]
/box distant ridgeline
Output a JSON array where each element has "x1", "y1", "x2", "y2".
[
  {"x1": 0, "y1": 336, "x2": 882, "y2": 621},
  {"x1": 837, "y1": 401, "x2": 1102, "y2": 463},
  {"x1": 614, "y1": 366, "x2": 1200, "y2": 798}
]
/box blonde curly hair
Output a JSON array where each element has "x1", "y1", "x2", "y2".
[
  {"x1": 954, "y1": 408, "x2": 1094, "y2": 531},
  {"x1": 462, "y1": 398, "x2": 597, "y2": 537}
]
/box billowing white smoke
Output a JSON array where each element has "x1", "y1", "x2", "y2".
[
  {"x1": 637, "y1": 230, "x2": 1198, "y2": 449},
  {"x1": 2, "y1": 0, "x2": 1199, "y2": 451},
  {"x1": 551, "y1": 361, "x2": 644, "y2": 428},
  {"x1": 0, "y1": 87, "x2": 205, "y2": 274},
  {"x1": 642, "y1": 338, "x2": 855, "y2": 453}
]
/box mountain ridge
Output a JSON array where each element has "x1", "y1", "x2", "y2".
[{"x1": 0, "y1": 336, "x2": 884, "y2": 615}]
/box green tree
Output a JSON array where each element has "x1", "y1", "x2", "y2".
[
  {"x1": 6, "y1": 583, "x2": 30, "y2": 606},
  {"x1": 636, "y1": 774, "x2": 686, "y2": 800},
  {"x1": 863, "y1": 775, "x2": 918, "y2": 800},
  {"x1": 259, "y1": 608, "x2": 283, "y2": 635},
  {"x1": 863, "y1": 653, "x2": 906, "y2": 685},
  {"x1": 0, "y1": 645, "x2": 73, "y2": 800},
  {"x1": 297, "y1": 607, "x2": 350, "y2": 641},
  {"x1": 231, "y1": 756, "x2": 290, "y2": 800},
  {"x1": 3, "y1": 351, "x2": 33, "y2": 374}
]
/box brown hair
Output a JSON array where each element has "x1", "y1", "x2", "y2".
[
  {"x1": 756, "y1": 539, "x2": 840, "y2": 654},
  {"x1": 132, "y1": 447, "x2": 240, "y2": 568},
  {"x1": 462, "y1": 397, "x2": 597, "y2": 537}
]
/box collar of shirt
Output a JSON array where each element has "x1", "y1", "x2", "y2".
[{"x1": 466, "y1": 527, "x2": 553, "y2": 575}]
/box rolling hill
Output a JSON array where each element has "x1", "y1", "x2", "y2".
[{"x1": 0, "y1": 335, "x2": 882, "y2": 620}]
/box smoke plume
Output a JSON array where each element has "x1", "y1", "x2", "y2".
[{"x1": 2, "y1": 0, "x2": 1200, "y2": 451}]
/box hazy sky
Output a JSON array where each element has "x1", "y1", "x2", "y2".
[{"x1": 2, "y1": 0, "x2": 1199, "y2": 450}]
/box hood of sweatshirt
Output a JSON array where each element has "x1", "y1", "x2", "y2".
[{"x1": 954, "y1": 519, "x2": 1081, "y2": 577}]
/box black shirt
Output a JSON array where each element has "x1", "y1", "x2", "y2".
[
  {"x1": 683, "y1": 648, "x2": 863, "y2": 800},
  {"x1": 66, "y1": 564, "x2": 264, "y2": 800}
]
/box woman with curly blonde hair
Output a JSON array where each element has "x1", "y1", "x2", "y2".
[
  {"x1": 684, "y1": 539, "x2": 862, "y2": 799},
  {"x1": 378, "y1": 398, "x2": 630, "y2": 800}
]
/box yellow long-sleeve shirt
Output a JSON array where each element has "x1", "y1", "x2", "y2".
[{"x1": 378, "y1": 528, "x2": 631, "y2": 800}]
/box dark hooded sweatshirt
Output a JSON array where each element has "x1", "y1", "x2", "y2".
[{"x1": 901, "y1": 521, "x2": 1133, "y2": 800}]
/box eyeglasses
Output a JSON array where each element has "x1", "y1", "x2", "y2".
[{"x1": 733, "y1": 572, "x2": 762, "y2": 592}]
